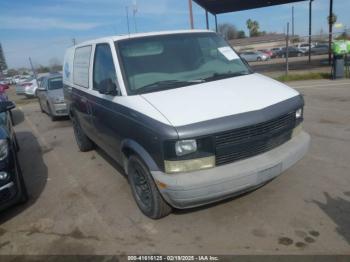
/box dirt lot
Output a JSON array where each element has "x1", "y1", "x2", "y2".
[{"x1": 0, "y1": 79, "x2": 350, "y2": 255}]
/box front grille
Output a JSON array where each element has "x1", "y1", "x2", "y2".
[{"x1": 215, "y1": 112, "x2": 296, "y2": 166}]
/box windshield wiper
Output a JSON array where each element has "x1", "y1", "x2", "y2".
[
  {"x1": 137, "y1": 80, "x2": 204, "y2": 94},
  {"x1": 200, "y1": 71, "x2": 250, "y2": 82}
]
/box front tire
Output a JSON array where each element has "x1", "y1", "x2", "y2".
[
  {"x1": 47, "y1": 104, "x2": 57, "y2": 121},
  {"x1": 72, "y1": 114, "x2": 94, "y2": 152},
  {"x1": 128, "y1": 155, "x2": 171, "y2": 219},
  {"x1": 15, "y1": 153, "x2": 28, "y2": 204},
  {"x1": 38, "y1": 100, "x2": 44, "y2": 113}
]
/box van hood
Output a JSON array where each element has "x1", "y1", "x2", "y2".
[{"x1": 141, "y1": 73, "x2": 300, "y2": 127}]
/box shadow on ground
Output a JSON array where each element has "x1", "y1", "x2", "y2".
[
  {"x1": 0, "y1": 131, "x2": 48, "y2": 224},
  {"x1": 313, "y1": 192, "x2": 350, "y2": 244}
]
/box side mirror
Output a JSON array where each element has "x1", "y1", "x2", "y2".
[
  {"x1": 0, "y1": 101, "x2": 16, "y2": 113},
  {"x1": 98, "y1": 79, "x2": 120, "y2": 96}
]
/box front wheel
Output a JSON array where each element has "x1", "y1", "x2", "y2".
[
  {"x1": 47, "y1": 104, "x2": 57, "y2": 121},
  {"x1": 128, "y1": 155, "x2": 171, "y2": 219}
]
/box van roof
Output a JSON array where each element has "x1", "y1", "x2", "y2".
[{"x1": 74, "y1": 29, "x2": 213, "y2": 47}]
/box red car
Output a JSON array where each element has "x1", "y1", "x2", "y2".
[
  {"x1": 0, "y1": 84, "x2": 10, "y2": 101},
  {"x1": 258, "y1": 49, "x2": 274, "y2": 58}
]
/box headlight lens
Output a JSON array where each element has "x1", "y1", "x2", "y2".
[
  {"x1": 165, "y1": 156, "x2": 215, "y2": 174},
  {"x1": 175, "y1": 140, "x2": 197, "y2": 156},
  {"x1": 0, "y1": 139, "x2": 8, "y2": 161},
  {"x1": 296, "y1": 108, "x2": 303, "y2": 119}
]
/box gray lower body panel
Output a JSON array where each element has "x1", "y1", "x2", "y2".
[{"x1": 152, "y1": 131, "x2": 310, "y2": 209}]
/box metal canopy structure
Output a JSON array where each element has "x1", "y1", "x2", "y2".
[
  {"x1": 193, "y1": 0, "x2": 307, "y2": 14},
  {"x1": 189, "y1": 0, "x2": 335, "y2": 64}
]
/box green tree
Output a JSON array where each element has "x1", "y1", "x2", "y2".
[
  {"x1": 237, "y1": 30, "x2": 246, "y2": 39},
  {"x1": 246, "y1": 19, "x2": 260, "y2": 37},
  {"x1": 218, "y1": 23, "x2": 238, "y2": 40}
]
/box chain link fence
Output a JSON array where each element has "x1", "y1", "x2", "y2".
[{"x1": 228, "y1": 29, "x2": 350, "y2": 78}]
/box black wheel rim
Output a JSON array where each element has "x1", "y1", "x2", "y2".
[{"x1": 131, "y1": 163, "x2": 152, "y2": 211}]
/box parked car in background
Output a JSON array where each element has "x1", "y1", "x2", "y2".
[
  {"x1": 240, "y1": 51, "x2": 269, "y2": 62},
  {"x1": 276, "y1": 47, "x2": 305, "y2": 58},
  {"x1": 308, "y1": 44, "x2": 329, "y2": 55},
  {"x1": 37, "y1": 74, "x2": 68, "y2": 121},
  {"x1": 0, "y1": 84, "x2": 10, "y2": 100},
  {"x1": 0, "y1": 79, "x2": 11, "y2": 86},
  {"x1": 63, "y1": 30, "x2": 310, "y2": 219},
  {"x1": 258, "y1": 49, "x2": 273, "y2": 58},
  {"x1": 270, "y1": 47, "x2": 283, "y2": 58},
  {"x1": 295, "y1": 43, "x2": 315, "y2": 53},
  {"x1": 15, "y1": 77, "x2": 38, "y2": 97},
  {"x1": 0, "y1": 100, "x2": 28, "y2": 212}
]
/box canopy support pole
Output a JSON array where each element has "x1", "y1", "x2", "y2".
[
  {"x1": 215, "y1": 14, "x2": 218, "y2": 32},
  {"x1": 189, "y1": 0, "x2": 194, "y2": 29},
  {"x1": 205, "y1": 10, "x2": 209, "y2": 29}
]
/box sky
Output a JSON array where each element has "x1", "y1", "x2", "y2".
[{"x1": 0, "y1": 0, "x2": 349, "y2": 69}]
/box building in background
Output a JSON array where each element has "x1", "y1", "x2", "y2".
[{"x1": 0, "y1": 43, "x2": 8, "y2": 74}]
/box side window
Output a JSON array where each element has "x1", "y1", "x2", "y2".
[
  {"x1": 73, "y1": 45, "x2": 92, "y2": 88},
  {"x1": 93, "y1": 44, "x2": 118, "y2": 95},
  {"x1": 42, "y1": 79, "x2": 48, "y2": 90}
]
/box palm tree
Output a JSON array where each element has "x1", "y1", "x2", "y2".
[{"x1": 246, "y1": 19, "x2": 260, "y2": 37}]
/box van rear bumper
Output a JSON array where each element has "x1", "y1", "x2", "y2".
[{"x1": 151, "y1": 131, "x2": 310, "y2": 209}]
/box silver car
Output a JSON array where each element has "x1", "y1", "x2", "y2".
[
  {"x1": 240, "y1": 51, "x2": 269, "y2": 62},
  {"x1": 37, "y1": 74, "x2": 68, "y2": 120}
]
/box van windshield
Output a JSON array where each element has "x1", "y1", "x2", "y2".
[{"x1": 116, "y1": 33, "x2": 251, "y2": 95}]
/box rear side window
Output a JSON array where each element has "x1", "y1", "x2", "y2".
[
  {"x1": 93, "y1": 44, "x2": 118, "y2": 93},
  {"x1": 73, "y1": 45, "x2": 92, "y2": 88}
]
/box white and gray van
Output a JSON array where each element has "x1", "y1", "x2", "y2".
[{"x1": 63, "y1": 30, "x2": 310, "y2": 219}]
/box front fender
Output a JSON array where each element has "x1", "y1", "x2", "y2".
[{"x1": 121, "y1": 139, "x2": 160, "y2": 173}]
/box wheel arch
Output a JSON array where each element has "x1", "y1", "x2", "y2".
[{"x1": 121, "y1": 139, "x2": 160, "y2": 175}]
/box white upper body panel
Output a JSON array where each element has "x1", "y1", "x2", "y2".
[{"x1": 141, "y1": 73, "x2": 299, "y2": 127}]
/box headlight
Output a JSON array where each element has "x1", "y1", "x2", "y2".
[
  {"x1": 296, "y1": 108, "x2": 303, "y2": 119},
  {"x1": 164, "y1": 156, "x2": 215, "y2": 174},
  {"x1": 175, "y1": 140, "x2": 197, "y2": 156},
  {"x1": 52, "y1": 97, "x2": 65, "y2": 104},
  {"x1": 0, "y1": 139, "x2": 8, "y2": 161}
]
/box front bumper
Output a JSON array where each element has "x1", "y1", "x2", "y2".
[
  {"x1": 0, "y1": 182, "x2": 17, "y2": 204},
  {"x1": 24, "y1": 88, "x2": 36, "y2": 96},
  {"x1": 152, "y1": 131, "x2": 310, "y2": 209},
  {"x1": 15, "y1": 86, "x2": 25, "y2": 95},
  {"x1": 52, "y1": 103, "x2": 68, "y2": 116}
]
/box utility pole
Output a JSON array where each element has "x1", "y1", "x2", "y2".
[
  {"x1": 126, "y1": 6, "x2": 130, "y2": 35},
  {"x1": 292, "y1": 6, "x2": 295, "y2": 37},
  {"x1": 328, "y1": 0, "x2": 333, "y2": 65},
  {"x1": 286, "y1": 22, "x2": 290, "y2": 75},
  {"x1": 132, "y1": 1, "x2": 138, "y2": 33},
  {"x1": 28, "y1": 57, "x2": 38, "y2": 86},
  {"x1": 309, "y1": 0, "x2": 313, "y2": 64},
  {"x1": 188, "y1": 0, "x2": 194, "y2": 29}
]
